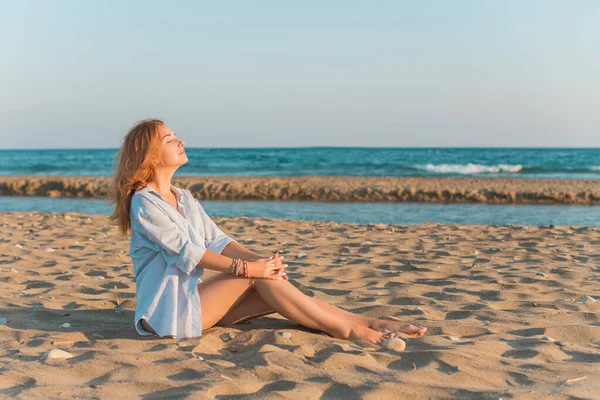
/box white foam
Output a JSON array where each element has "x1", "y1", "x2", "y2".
[
  {"x1": 418, "y1": 163, "x2": 523, "y2": 174},
  {"x1": 588, "y1": 166, "x2": 600, "y2": 171}
]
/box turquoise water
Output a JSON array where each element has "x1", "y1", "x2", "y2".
[
  {"x1": 2, "y1": 147, "x2": 600, "y2": 179},
  {"x1": 2, "y1": 147, "x2": 598, "y2": 225},
  {"x1": 1, "y1": 196, "x2": 598, "y2": 226}
]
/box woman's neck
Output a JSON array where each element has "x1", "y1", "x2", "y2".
[{"x1": 147, "y1": 182, "x2": 174, "y2": 198}]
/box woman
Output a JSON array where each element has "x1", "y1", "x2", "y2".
[{"x1": 109, "y1": 119, "x2": 427, "y2": 343}]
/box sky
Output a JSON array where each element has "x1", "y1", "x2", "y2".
[{"x1": 1, "y1": 0, "x2": 599, "y2": 149}]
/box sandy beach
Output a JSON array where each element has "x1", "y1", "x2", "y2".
[
  {"x1": 2, "y1": 175, "x2": 600, "y2": 204},
  {"x1": 0, "y1": 211, "x2": 598, "y2": 398}
]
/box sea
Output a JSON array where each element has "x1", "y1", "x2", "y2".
[
  {"x1": 1, "y1": 148, "x2": 599, "y2": 226},
  {"x1": 1, "y1": 147, "x2": 600, "y2": 179}
]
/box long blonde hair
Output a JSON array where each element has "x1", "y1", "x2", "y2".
[{"x1": 108, "y1": 119, "x2": 165, "y2": 237}]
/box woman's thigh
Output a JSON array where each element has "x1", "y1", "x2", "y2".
[{"x1": 197, "y1": 272, "x2": 256, "y2": 330}]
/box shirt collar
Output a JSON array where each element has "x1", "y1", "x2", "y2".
[{"x1": 142, "y1": 184, "x2": 184, "y2": 202}]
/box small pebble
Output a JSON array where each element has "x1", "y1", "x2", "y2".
[
  {"x1": 195, "y1": 355, "x2": 204, "y2": 361},
  {"x1": 10, "y1": 268, "x2": 19, "y2": 274},
  {"x1": 382, "y1": 338, "x2": 406, "y2": 352},
  {"x1": 44, "y1": 247, "x2": 56, "y2": 252},
  {"x1": 228, "y1": 332, "x2": 236, "y2": 339},
  {"x1": 14, "y1": 244, "x2": 23, "y2": 249},
  {"x1": 541, "y1": 336, "x2": 555, "y2": 342},
  {"x1": 280, "y1": 331, "x2": 292, "y2": 339},
  {"x1": 472, "y1": 250, "x2": 479, "y2": 256},
  {"x1": 0, "y1": 317, "x2": 7, "y2": 325},
  {"x1": 483, "y1": 320, "x2": 490, "y2": 326},
  {"x1": 115, "y1": 306, "x2": 124, "y2": 313},
  {"x1": 297, "y1": 252, "x2": 307, "y2": 259},
  {"x1": 41, "y1": 349, "x2": 73, "y2": 361},
  {"x1": 96, "y1": 276, "x2": 105, "y2": 280},
  {"x1": 52, "y1": 340, "x2": 74, "y2": 346},
  {"x1": 536, "y1": 272, "x2": 546, "y2": 277},
  {"x1": 583, "y1": 295, "x2": 597, "y2": 304},
  {"x1": 445, "y1": 335, "x2": 460, "y2": 342},
  {"x1": 60, "y1": 323, "x2": 71, "y2": 328}
]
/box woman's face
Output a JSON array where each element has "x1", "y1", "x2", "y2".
[{"x1": 157, "y1": 125, "x2": 187, "y2": 167}]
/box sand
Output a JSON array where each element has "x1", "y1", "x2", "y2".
[
  {"x1": 0, "y1": 212, "x2": 599, "y2": 399},
  {"x1": 2, "y1": 175, "x2": 600, "y2": 204}
]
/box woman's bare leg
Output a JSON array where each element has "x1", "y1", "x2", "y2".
[
  {"x1": 250, "y1": 278, "x2": 395, "y2": 343},
  {"x1": 199, "y1": 273, "x2": 393, "y2": 343},
  {"x1": 216, "y1": 289, "x2": 276, "y2": 326},
  {"x1": 309, "y1": 296, "x2": 427, "y2": 337},
  {"x1": 140, "y1": 272, "x2": 257, "y2": 337},
  {"x1": 217, "y1": 282, "x2": 426, "y2": 337},
  {"x1": 197, "y1": 273, "x2": 260, "y2": 330}
]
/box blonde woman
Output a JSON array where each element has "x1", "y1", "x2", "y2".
[{"x1": 109, "y1": 119, "x2": 427, "y2": 342}]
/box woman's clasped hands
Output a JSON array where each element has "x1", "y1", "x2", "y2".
[{"x1": 247, "y1": 253, "x2": 288, "y2": 280}]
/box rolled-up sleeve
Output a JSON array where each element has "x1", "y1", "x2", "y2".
[
  {"x1": 194, "y1": 199, "x2": 237, "y2": 254},
  {"x1": 131, "y1": 195, "x2": 207, "y2": 274}
]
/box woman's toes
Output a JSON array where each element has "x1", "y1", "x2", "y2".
[{"x1": 404, "y1": 324, "x2": 427, "y2": 336}]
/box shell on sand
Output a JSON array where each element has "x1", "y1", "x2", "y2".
[
  {"x1": 41, "y1": 349, "x2": 74, "y2": 361},
  {"x1": 382, "y1": 338, "x2": 406, "y2": 352}
]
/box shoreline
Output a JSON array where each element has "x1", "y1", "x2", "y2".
[{"x1": 1, "y1": 175, "x2": 600, "y2": 205}]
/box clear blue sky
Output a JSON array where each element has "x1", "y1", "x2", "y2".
[{"x1": 1, "y1": 0, "x2": 598, "y2": 148}]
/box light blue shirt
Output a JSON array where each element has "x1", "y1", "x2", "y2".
[{"x1": 129, "y1": 185, "x2": 237, "y2": 339}]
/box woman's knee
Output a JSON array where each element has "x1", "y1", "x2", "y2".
[{"x1": 253, "y1": 278, "x2": 287, "y2": 289}]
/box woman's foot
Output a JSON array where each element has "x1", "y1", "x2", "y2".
[
  {"x1": 346, "y1": 324, "x2": 397, "y2": 344},
  {"x1": 370, "y1": 320, "x2": 427, "y2": 337}
]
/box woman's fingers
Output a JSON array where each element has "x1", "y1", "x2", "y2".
[
  {"x1": 271, "y1": 266, "x2": 286, "y2": 275},
  {"x1": 265, "y1": 254, "x2": 287, "y2": 279},
  {"x1": 269, "y1": 259, "x2": 284, "y2": 268},
  {"x1": 270, "y1": 265, "x2": 287, "y2": 275}
]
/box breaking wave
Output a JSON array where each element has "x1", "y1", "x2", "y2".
[{"x1": 417, "y1": 163, "x2": 524, "y2": 175}]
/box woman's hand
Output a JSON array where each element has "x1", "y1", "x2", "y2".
[{"x1": 247, "y1": 253, "x2": 288, "y2": 280}]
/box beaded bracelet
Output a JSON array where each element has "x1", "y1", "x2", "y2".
[
  {"x1": 230, "y1": 258, "x2": 251, "y2": 278},
  {"x1": 231, "y1": 258, "x2": 240, "y2": 276}
]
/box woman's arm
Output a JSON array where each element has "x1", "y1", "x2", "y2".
[{"x1": 220, "y1": 241, "x2": 264, "y2": 261}]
